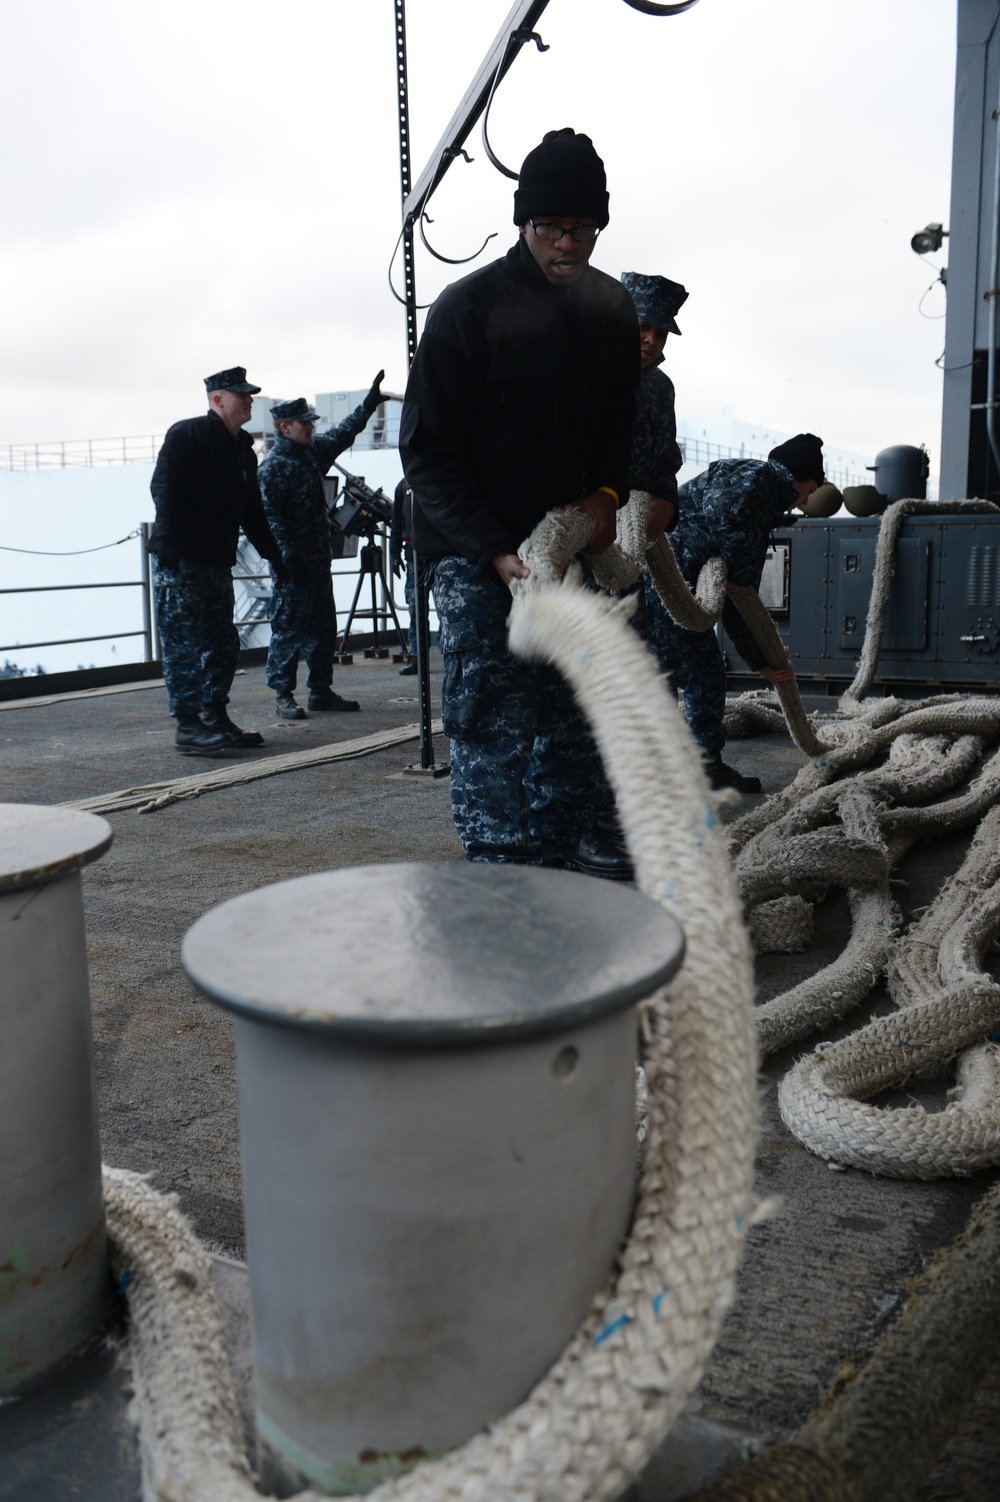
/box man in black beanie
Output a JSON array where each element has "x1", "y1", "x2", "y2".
[
  {"x1": 656, "y1": 435, "x2": 824, "y2": 793},
  {"x1": 399, "y1": 128, "x2": 639, "y2": 866}
]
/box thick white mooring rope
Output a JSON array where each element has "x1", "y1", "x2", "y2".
[
  {"x1": 839, "y1": 497, "x2": 1000, "y2": 713},
  {"x1": 62, "y1": 721, "x2": 441, "y2": 816},
  {"x1": 103, "y1": 568, "x2": 760, "y2": 1501}
]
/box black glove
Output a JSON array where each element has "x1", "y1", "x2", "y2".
[
  {"x1": 287, "y1": 555, "x2": 311, "y2": 588},
  {"x1": 156, "y1": 545, "x2": 180, "y2": 571},
  {"x1": 364, "y1": 369, "x2": 385, "y2": 414},
  {"x1": 390, "y1": 550, "x2": 402, "y2": 580},
  {"x1": 271, "y1": 558, "x2": 291, "y2": 589}
]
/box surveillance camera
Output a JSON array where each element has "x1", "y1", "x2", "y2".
[{"x1": 911, "y1": 222, "x2": 947, "y2": 255}]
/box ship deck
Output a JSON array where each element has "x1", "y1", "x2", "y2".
[{"x1": 1, "y1": 652, "x2": 997, "y2": 1500}]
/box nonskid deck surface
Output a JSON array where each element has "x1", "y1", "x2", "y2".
[{"x1": 0, "y1": 660, "x2": 997, "y2": 1500}]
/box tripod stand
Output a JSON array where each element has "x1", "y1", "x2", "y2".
[{"x1": 336, "y1": 523, "x2": 408, "y2": 662}]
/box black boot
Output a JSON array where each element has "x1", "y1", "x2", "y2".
[
  {"x1": 398, "y1": 659, "x2": 418, "y2": 676},
  {"x1": 704, "y1": 756, "x2": 762, "y2": 794},
  {"x1": 307, "y1": 688, "x2": 360, "y2": 712},
  {"x1": 175, "y1": 715, "x2": 234, "y2": 757},
  {"x1": 202, "y1": 703, "x2": 263, "y2": 748},
  {"x1": 276, "y1": 693, "x2": 307, "y2": 721},
  {"x1": 570, "y1": 829, "x2": 635, "y2": 883}
]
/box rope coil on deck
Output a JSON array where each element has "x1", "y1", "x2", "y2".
[{"x1": 595, "y1": 489, "x2": 1000, "y2": 1177}]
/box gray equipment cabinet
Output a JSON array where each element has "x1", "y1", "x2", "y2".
[{"x1": 724, "y1": 514, "x2": 1000, "y2": 693}]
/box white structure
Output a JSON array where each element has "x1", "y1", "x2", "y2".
[
  {"x1": 676, "y1": 415, "x2": 874, "y2": 490},
  {"x1": 0, "y1": 397, "x2": 407, "y2": 676}
]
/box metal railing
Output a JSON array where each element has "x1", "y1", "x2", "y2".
[
  {"x1": 0, "y1": 435, "x2": 166, "y2": 471},
  {"x1": 0, "y1": 526, "x2": 412, "y2": 674},
  {"x1": 0, "y1": 525, "x2": 155, "y2": 661},
  {"x1": 1, "y1": 409, "x2": 402, "y2": 472},
  {"x1": 2, "y1": 420, "x2": 862, "y2": 485},
  {"x1": 678, "y1": 436, "x2": 867, "y2": 491}
]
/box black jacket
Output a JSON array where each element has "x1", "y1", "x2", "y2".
[
  {"x1": 399, "y1": 239, "x2": 639, "y2": 566},
  {"x1": 148, "y1": 411, "x2": 281, "y2": 567}
]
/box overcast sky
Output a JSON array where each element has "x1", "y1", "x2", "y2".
[{"x1": 0, "y1": 0, "x2": 956, "y2": 462}]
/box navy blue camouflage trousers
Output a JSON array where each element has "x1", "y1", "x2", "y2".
[
  {"x1": 152, "y1": 557, "x2": 239, "y2": 717},
  {"x1": 266, "y1": 567, "x2": 336, "y2": 695},
  {"x1": 431, "y1": 556, "x2": 604, "y2": 863},
  {"x1": 642, "y1": 576, "x2": 727, "y2": 757}
]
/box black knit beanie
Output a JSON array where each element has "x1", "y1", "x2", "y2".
[
  {"x1": 769, "y1": 433, "x2": 825, "y2": 485},
  {"x1": 513, "y1": 129, "x2": 610, "y2": 227}
]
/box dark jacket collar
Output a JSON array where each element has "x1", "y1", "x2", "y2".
[
  {"x1": 508, "y1": 235, "x2": 584, "y2": 295},
  {"x1": 271, "y1": 432, "x2": 313, "y2": 463},
  {"x1": 207, "y1": 409, "x2": 249, "y2": 445}
]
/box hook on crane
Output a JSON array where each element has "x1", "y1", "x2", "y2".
[
  {"x1": 418, "y1": 211, "x2": 498, "y2": 266},
  {"x1": 482, "y1": 27, "x2": 550, "y2": 181}
]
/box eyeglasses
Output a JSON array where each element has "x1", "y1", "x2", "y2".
[{"x1": 529, "y1": 221, "x2": 602, "y2": 243}]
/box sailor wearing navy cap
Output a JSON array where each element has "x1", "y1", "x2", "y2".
[
  {"x1": 662, "y1": 433, "x2": 824, "y2": 793},
  {"x1": 149, "y1": 366, "x2": 287, "y2": 755},
  {"x1": 620, "y1": 271, "x2": 688, "y2": 540},
  {"x1": 258, "y1": 374, "x2": 385, "y2": 718},
  {"x1": 573, "y1": 272, "x2": 691, "y2": 881}
]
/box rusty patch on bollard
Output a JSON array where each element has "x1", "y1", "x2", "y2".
[
  {"x1": 0, "y1": 1214, "x2": 105, "y2": 1305},
  {"x1": 331, "y1": 1443, "x2": 435, "y2": 1494},
  {"x1": 357, "y1": 1446, "x2": 428, "y2": 1465}
]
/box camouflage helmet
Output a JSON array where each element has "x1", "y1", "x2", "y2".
[{"x1": 271, "y1": 397, "x2": 321, "y2": 424}]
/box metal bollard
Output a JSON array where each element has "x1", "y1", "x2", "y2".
[
  {"x1": 184, "y1": 861, "x2": 684, "y2": 1497},
  {"x1": 0, "y1": 804, "x2": 113, "y2": 1392}
]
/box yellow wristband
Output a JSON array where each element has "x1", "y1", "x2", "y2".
[{"x1": 597, "y1": 485, "x2": 621, "y2": 508}]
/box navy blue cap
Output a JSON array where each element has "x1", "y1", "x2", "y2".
[
  {"x1": 204, "y1": 366, "x2": 261, "y2": 394},
  {"x1": 620, "y1": 273, "x2": 689, "y2": 336},
  {"x1": 271, "y1": 397, "x2": 321, "y2": 424}
]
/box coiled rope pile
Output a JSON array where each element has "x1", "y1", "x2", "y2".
[
  {"x1": 551, "y1": 491, "x2": 1000, "y2": 1179},
  {"x1": 102, "y1": 555, "x2": 761, "y2": 1500}
]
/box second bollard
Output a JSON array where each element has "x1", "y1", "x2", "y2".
[{"x1": 0, "y1": 804, "x2": 113, "y2": 1392}]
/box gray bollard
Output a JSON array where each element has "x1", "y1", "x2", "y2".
[
  {"x1": 0, "y1": 803, "x2": 113, "y2": 1392},
  {"x1": 183, "y1": 861, "x2": 684, "y2": 1498}
]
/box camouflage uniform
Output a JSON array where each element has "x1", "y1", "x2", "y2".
[
  {"x1": 259, "y1": 397, "x2": 377, "y2": 695},
  {"x1": 629, "y1": 361, "x2": 683, "y2": 508},
  {"x1": 151, "y1": 557, "x2": 239, "y2": 716},
  {"x1": 617, "y1": 276, "x2": 687, "y2": 666},
  {"x1": 431, "y1": 558, "x2": 605, "y2": 862},
  {"x1": 630, "y1": 358, "x2": 683, "y2": 654},
  {"x1": 653, "y1": 457, "x2": 797, "y2": 754}
]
